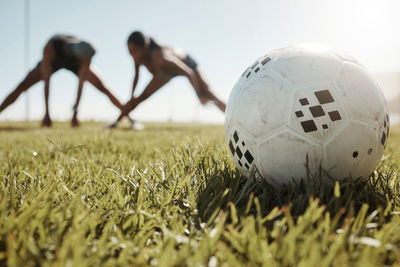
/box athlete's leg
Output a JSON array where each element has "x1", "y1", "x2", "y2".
[
  {"x1": 71, "y1": 110, "x2": 80, "y2": 127},
  {"x1": 0, "y1": 65, "x2": 42, "y2": 113},
  {"x1": 41, "y1": 41, "x2": 56, "y2": 127},
  {"x1": 85, "y1": 67, "x2": 123, "y2": 109},
  {"x1": 194, "y1": 69, "x2": 226, "y2": 112},
  {"x1": 42, "y1": 73, "x2": 52, "y2": 127}
]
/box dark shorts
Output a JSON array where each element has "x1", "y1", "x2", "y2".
[
  {"x1": 38, "y1": 36, "x2": 96, "y2": 75},
  {"x1": 183, "y1": 55, "x2": 198, "y2": 71}
]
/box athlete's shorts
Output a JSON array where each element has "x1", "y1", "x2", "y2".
[
  {"x1": 69, "y1": 41, "x2": 96, "y2": 61},
  {"x1": 36, "y1": 37, "x2": 96, "y2": 75},
  {"x1": 183, "y1": 55, "x2": 198, "y2": 71}
]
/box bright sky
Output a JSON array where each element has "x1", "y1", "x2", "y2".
[{"x1": 0, "y1": 0, "x2": 399, "y2": 123}]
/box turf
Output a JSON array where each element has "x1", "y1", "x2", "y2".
[{"x1": 0, "y1": 121, "x2": 399, "y2": 266}]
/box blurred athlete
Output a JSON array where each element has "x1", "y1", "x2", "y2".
[
  {"x1": 110, "y1": 31, "x2": 226, "y2": 127},
  {"x1": 0, "y1": 34, "x2": 123, "y2": 127}
]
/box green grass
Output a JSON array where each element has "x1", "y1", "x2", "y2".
[{"x1": 0, "y1": 121, "x2": 399, "y2": 266}]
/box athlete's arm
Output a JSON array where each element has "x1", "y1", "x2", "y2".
[
  {"x1": 118, "y1": 76, "x2": 170, "y2": 120},
  {"x1": 131, "y1": 63, "x2": 140, "y2": 98},
  {"x1": 73, "y1": 59, "x2": 90, "y2": 113}
]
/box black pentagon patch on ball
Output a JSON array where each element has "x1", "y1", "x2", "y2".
[
  {"x1": 301, "y1": 120, "x2": 318, "y2": 133},
  {"x1": 235, "y1": 146, "x2": 243, "y2": 159},
  {"x1": 241, "y1": 67, "x2": 249, "y2": 77},
  {"x1": 381, "y1": 132, "x2": 386, "y2": 146},
  {"x1": 309, "y1": 105, "x2": 325, "y2": 117},
  {"x1": 233, "y1": 131, "x2": 239, "y2": 143},
  {"x1": 295, "y1": 111, "x2": 304, "y2": 118},
  {"x1": 299, "y1": 98, "x2": 309, "y2": 106},
  {"x1": 261, "y1": 57, "x2": 271, "y2": 65},
  {"x1": 328, "y1": 111, "x2": 341, "y2": 121},
  {"x1": 244, "y1": 150, "x2": 254, "y2": 164},
  {"x1": 315, "y1": 90, "x2": 334, "y2": 104},
  {"x1": 229, "y1": 140, "x2": 235, "y2": 156}
]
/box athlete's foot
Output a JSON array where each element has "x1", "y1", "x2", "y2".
[
  {"x1": 128, "y1": 118, "x2": 136, "y2": 128},
  {"x1": 41, "y1": 115, "x2": 52, "y2": 127},
  {"x1": 108, "y1": 121, "x2": 119, "y2": 128},
  {"x1": 71, "y1": 115, "x2": 80, "y2": 127}
]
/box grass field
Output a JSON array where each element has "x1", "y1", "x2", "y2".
[{"x1": 0, "y1": 121, "x2": 399, "y2": 266}]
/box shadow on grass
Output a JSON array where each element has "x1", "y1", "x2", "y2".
[
  {"x1": 0, "y1": 126, "x2": 37, "y2": 132},
  {"x1": 196, "y1": 168, "x2": 396, "y2": 226}
]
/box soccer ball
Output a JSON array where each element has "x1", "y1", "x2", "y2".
[{"x1": 224, "y1": 44, "x2": 389, "y2": 186}]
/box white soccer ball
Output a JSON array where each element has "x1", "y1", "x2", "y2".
[{"x1": 225, "y1": 44, "x2": 389, "y2": 186}]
